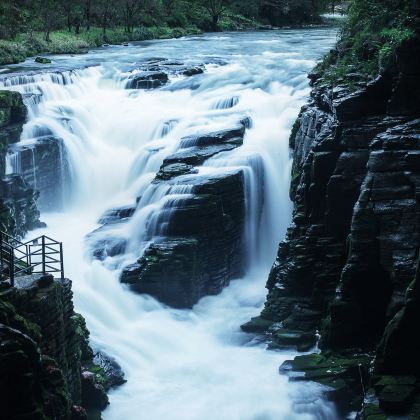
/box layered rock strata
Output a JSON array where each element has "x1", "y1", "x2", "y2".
[
  {"x1": 119, "y1": 124, "x2": 247, "y2": 308},
  {"x1": 0, "y1": 90, "x2": 43, "y2": 237},
  {"x1": 249, "y1": 37, "x2": 420, "y2": 417},
  {"x1": 0, "y1": 274, "x2": 124, "y2": 420}
]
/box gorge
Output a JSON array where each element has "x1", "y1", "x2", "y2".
[
  {"x1": 0, "y1": 7, "x2": 419, "y2": 420},
  {"x1": 0, "y1": 29, "x2": 339, "y2": 419}
]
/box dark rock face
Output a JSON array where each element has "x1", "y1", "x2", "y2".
[
  {"x1": 93, "y1": 351, "x2": 126, "y2": 389},
  {"x1": 0, "y1": 324, "x2": 46, "y2": 420},
  {"x1": 9, "y1": 135, "x2": 70, "y2": 211},
  {"x1": 0, "y1": 90, "x2": 42, "y2": 237},
  {"x1": 0, "y1": 174, "x2": 42, "y2": 237},
  {"x1": 124, "y1": 60, "x2": 205, "y2": 90},
  {"x1": 119, "y1": 124, "x2": 248, "y2": 308},
  {"x1": 97, "y1": 205, "x2": 136, "y2": 225},
  {"x1": 126, "y1": 71, "x2": 169, "y2": 89},
  {"x1": 0, "y1": 275, "x2": 120, "y2": 419},
  {"x1": 255, "y1": 38, "x2": 420, "y2": 417},
  {"x1": 121, "y1": 170, "x2": 245, "y2": 308},
  {"x1": 279, "y1": 352, "x2": 371, "y2": 415}
]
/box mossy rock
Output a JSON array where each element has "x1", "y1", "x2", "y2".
[
  {"x1": 72, "y1": 313, "x2": 94, "y2": 361},
  {"x1": 379, "y1": 385, "x2": 416, "y2": 413},
  {"x1": 360, "y1": 402, "x2": 387, "y2": 420},
  {"x1": 280, "y1": 352, "x2": 372, "y2": 415},
  {"x1": 374, "y1": 375, "x2": 417, "y2": 388},
  {"x1": 35, "y1": 56, "x2": 51, "y2": 64},
  {"x1": 269, "y1": 329, "x2": 316, "y2": 352},
  {"x1": 0, "y1": 90, "x2": 27, "y2": 131},
  {"x1": 240, "y1": 316, "x2": 274, "y2": 333}
]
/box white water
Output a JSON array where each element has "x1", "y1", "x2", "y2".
[{"x1": 2, "y1": 30, "x2": 338, "y2": 419}]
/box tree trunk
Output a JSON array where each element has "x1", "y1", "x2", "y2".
[
  {"x1": 212, "y1": 14, "x2": 219, "y2": 31},
  {"x1": 85, "y1": 0, "x2": 91, "y2": 31}
]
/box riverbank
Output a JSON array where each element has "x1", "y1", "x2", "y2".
[{"x1": 0, "y1": 12, "x2": 267, "y2": 67}]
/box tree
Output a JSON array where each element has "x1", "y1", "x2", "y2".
[
  {"x1": 197, "y1": 0, "x2": 232, "y2": 31},
  {"x1": 121, "y1": 0, "x2": 153, "y2": 34},
  {"x1": 94, "y1": 0, "x2": 114, "y2": 35},
  {"x1": 36, "y1": 0, "x2": 63, "y2": 41}
]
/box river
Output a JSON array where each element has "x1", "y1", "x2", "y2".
[{"x1": 1, "y1": 29, "x2": 338, "y2": 419}]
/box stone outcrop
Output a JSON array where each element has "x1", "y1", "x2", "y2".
[
  {"x1": 0, "y1": 90, "x2": 43, "y2": 237},
  {"x1": 9, "y1": 135, "x2": 70, "y2": 211},
  {"x1": 251, "y1": 36, "x2": 420, "y2": 417},
  {"x1": 118, "y1": 124, "x2": 247, "y2": 308},
  {"x1": 125, "y1": 59, "x2": 205, "y2": 90},
  {"x1": 0, "y1": 274, "x2": 124, "y2": 419}
]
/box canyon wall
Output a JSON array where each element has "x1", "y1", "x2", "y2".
[{"x1": 251, "y1": 36, "x2": 420, "y2": 417}]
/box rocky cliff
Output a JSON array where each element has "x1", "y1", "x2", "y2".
[
  {"x1": 0, "y1": 90, "x2": 43, "y2": 237},
  {"x1": 246, "y1": 33, "x2": 420, "y2": 418},
  {"x1": 0, "y1": 274, "x2": 125, "y2": 420},
  {"x1": 88, "y1": 123, "x2": 248, "y2": 309},
  {"x1": 0, "y1": 90, "x2": 124, "y2": 419}
]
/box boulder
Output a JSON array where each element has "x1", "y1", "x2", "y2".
[
  {"x1": 126, "y1": 71, "x2": 169, "y2": 89},
  {"x1": 97, "y1": 205, "x2": 136, "y2": 225},
  {"x1": 93, "y1": 351, "x2": 126, "y2": 389},
  {"x1": 121, "y1": 170, "x2": 246, "y2": 308},
  {"x1": 119, "y1": 121, "x2": 249, "y2": 308},
  {"x1": 35, "y1": 57, "x2": 52, "y2": 64},
  {"x1": 8, "y1": 135, "x2": 70, "y2": 211}
]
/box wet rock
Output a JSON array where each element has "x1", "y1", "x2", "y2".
[
  {"x1": 35, "y1": 57, "x2": 52, "y2": 64},
  {"x1": 0, "y1": 173, "x2": 42, "y2": 237},
  {"x1": 8, "y1": 135, "x2": 70, "y2": 211},
  {"x1": 0, "y1": 324, "x2": 46, "y2": 420},
  {"x1": 268, "y1": 328, "x2": 317, "y2": 352},
  {"x1": 119, "y1": 119, "x2": 249, "y2": 308},
  {"x1": 87, "y1": 225, "x2": 127, "y2": 261},
  {"x1": 126, "y1": 71, "x2": 169, "y2": 89},
  {"x1": 121, "y1": 170, "x2": 246, "y2": 308},
  {"x1": 280, "y1": 352, "x2": 372, "y2": 415},
  {"x1": 255, "y1": 36, "x2": 420, "y2": 418},
  {"x1": 81, "y1": 371, "x2": 109, "y2": 410},
  {"x1": 240, "y1": 316, "x2": 274, "y2": 333},
  {"x1": 183, "y1": 66, "x2": 204, "y2": 76},
  {"x1": 97, "y1": 205, "x2": 136, "y2": 225},
  {"x1": 93, "y1": 350, "x2": 126, "y2": 389},
  {"x1": 157, "y1": 124, "x2": 245, "y2": 180},
  {"x1": 155, "y1": 162, "x2": 198, "y2": 181}
]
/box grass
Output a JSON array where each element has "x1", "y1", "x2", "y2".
[
  {"x1": 0, "y1": 25, "x2": 203, "y2": 66},
  {"x1": 314, "y1": 0, "x2": 419, "y2": 89},
  {"x1": 0, "y1": 8, "x2": 265, "y2": 67}
]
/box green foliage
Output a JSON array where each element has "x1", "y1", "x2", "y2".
[
  {"x1": 317, "y1": 0, "x2": 420, "y2": 87},
  {"x1": 0, "y1": 0, "x2": 337, "y2": 65}
]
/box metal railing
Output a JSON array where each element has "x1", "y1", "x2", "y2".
[{"x1": 0, "y1": 230, "x2": 64, "y2": 287}]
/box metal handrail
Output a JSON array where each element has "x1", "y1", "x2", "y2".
[{"x1": 0, "y1": 230, "x2": 64, "y2": 286}]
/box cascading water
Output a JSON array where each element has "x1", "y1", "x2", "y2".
[{"x1": 2, "y1": 29, "x2": 339, "y2": 419}]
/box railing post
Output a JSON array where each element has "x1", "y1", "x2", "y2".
[
  {"x1": 26, "y1": 244, "x2": 30, "y2": 274},
  {"x1": 10, "y1": 246, "x2": 14, "y2": 287},
  {"x1": 0, "y1": 231, "x2": 3, "y2": 278},
  {"x1": 41, "y1": 235, "x2": 46, "y2": 274},
  {"x1": 60, "y1": 242, "x2": 64, "y2": 279}
]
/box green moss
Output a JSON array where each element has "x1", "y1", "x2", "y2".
[
  {"x1": 72, "y1": 313, "x2": 93, "y2": 361},
  {"x1": 0, "y1": 26, "x2": 203, "y2": 66},
  {"x1": 315, "y1": 0, "x2": 420, "y2": 88},
  {"x1": 0, "y1": 299, "x2": 42, "y2": 342}
]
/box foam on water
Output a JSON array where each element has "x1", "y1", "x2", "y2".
[{"x1": 4, "y1": 29, "x2": 339, "y2": 420}]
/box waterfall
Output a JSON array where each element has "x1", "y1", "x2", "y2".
[{"x1": 5, "y1": 29, "x2": 339, "y2": 419}]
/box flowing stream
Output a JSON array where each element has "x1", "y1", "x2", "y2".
[{"x1": 2, "y1": 29, "x2": 338, "y2": 419}]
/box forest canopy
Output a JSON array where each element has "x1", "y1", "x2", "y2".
[
  {"x1": 0, "y1": 0, "x2": 343, "y2": 65},
  {"x1": 0, "y1": 0, "x2": 342, "y2": 40}
]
